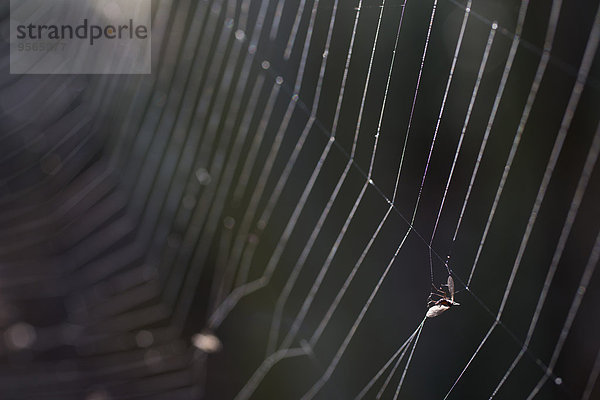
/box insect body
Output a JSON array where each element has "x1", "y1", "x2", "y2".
[{"x1": 426, "y1": 276, "x2": 460, "y2": 318}]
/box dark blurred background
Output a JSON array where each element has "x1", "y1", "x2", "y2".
[{"x1": 1, "y1": 0, "x2": 600, "y2": 399}]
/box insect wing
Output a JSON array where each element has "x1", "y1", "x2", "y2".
[{"x1": 447, "y1": 276, "x2": 455, "y2": 301}]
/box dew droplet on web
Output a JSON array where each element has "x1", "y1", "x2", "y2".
[
  {"x1": 195, "y1": 168, "x2": 212, "y2": 185},
  {"x1": 136, "y1": 330, "x2": 154, "y2": 348},
  {"x1": 192, "y1": 330, "x2": 222, "y2": 353},
  {"x1": 4, "y1": 322, "x2": 36, "y2": 350}
]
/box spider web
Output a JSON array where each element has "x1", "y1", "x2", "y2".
[{"x1": 1, "y1": 0, "x2": 600, "y2": 399}]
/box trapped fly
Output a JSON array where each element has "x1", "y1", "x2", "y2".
[{"x1": 426, "y1": 276, "x2": 460, "y2": 318}]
